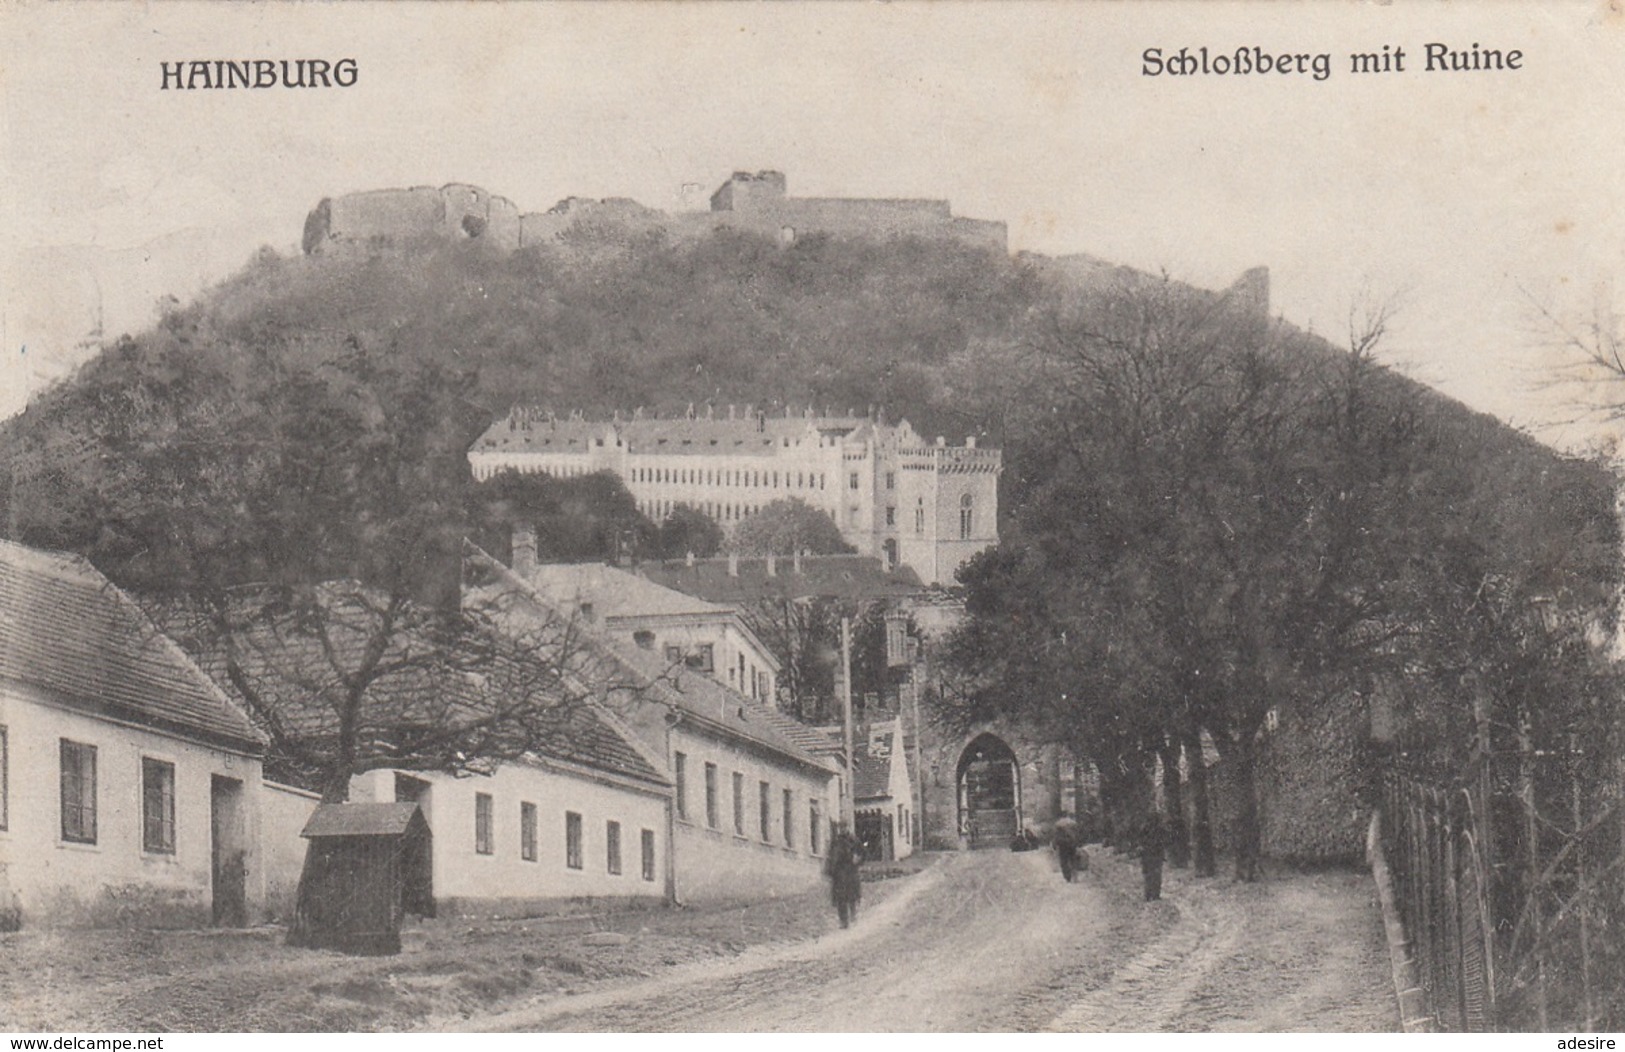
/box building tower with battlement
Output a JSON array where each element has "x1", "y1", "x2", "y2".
[{"x1": 467, "y1": 406, "x2": 1001, "y2": 585}]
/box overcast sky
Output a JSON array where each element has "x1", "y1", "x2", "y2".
[{"x1": 3, "y1": 1, "x2": 1622, "y2": 443}]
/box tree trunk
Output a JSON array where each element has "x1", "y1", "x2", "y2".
[
  {"x1": 1184, "y1": 728, "x2": 1216, "y2": 877},
  {"x1": 1232, "y1": 731, "x2": 1263, "y2": 882},
  {"x1": 1097, "y1": 761, "x2": 1126, "y2": 851},
  {"x1": 1159, "y1": 739, "x2": 1190, "y2": 869},
  {"x1": 285, "y1": 772, "x2": 351, "y2": 948}
]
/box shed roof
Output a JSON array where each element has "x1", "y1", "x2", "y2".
[
  {"x1": 0, "y1": 538, "x2": 265, "y2": 753},
  {"x1": 302, "y1": 802, "x2": 427, "y2": 838}
]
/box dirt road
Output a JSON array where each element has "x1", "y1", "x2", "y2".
[{"x1": 459, "y1": 849, "x2": 1399, "y2": 1032}]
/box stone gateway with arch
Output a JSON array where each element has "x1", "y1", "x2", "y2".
[{"x1": 920, "y1": 723, "x2": 1095, "y2": 851}]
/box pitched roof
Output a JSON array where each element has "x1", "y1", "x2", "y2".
[
  {"x1": 302, "y1": 802, "x2": 426, "y2": 838},
  {"x1": 640, "y1": 554, "x2": 923, "y2": 604},
  {"x1": 471, "y1": 412, "x2": 872, "y2": 460},
  {"x1": 158, "y1": 585, "x2": 665, "y2": 789},
  {"x1": 525, "y1": 562, "x2": 733, "y2": 621},
  {"x1": 0, "y1": 538, "x2": 265, "y2": 753},
  {"x1": 853, "y1": 722, "x2": 900, "y2": 801},
  {"x1": 465, "y1": 544, "x2": 835, "y2": 776}
]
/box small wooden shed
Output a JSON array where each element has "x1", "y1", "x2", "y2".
[{"x1": 297, "y1": 802, "x2": 433, "y2": 955}]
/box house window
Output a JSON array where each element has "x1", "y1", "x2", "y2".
[
  {"x1": 521, "y1": 801, "x2": 538, "y2": 861},
  {"x1": 809, "y1": 798, "x2": 822, "y2": 855},
  {"x1": 665, "y1": 643, "x2": 683, "y2": 665},
  {"x1": 782, "y1": 789, "x2": 794, "y2": 848},
  {"x1": 885, "y1": 471, "x2": 895, "y2": 490},
  {"x1": 960, "y1": 494, "x2": 974, "y2": 539},
  {"x1": 0, "y1": 725, "x2": 8, "y2": 832},
  {"x1": 732, "y1": 771, "x2": 745, "y2": 835},
  {"x1": 849, "y1": 472, "x2": 860, "y2": 491},
  {"x1": 59, "y1": 739, "x2": 96, "y2": 844},
  {"x1": 898, "y1": 803, "x2": 907, "y2": 845},
  {"x1": 566, "y1": 811, "x2": 583, "y2": 869},
  {"x1": 759, "y1": 780, "x2": 772, "y2": 841},
  {"x1": 141, "y1": 758, "x2": 176, "y2": 854},
  {"x1": 475, "y1": 792, "x2": 494, "y2": 855},
  {"x1": 641, "y1": 829, "x2": 657, "y2": 882},
  {"x1": 704, "y1": 763, "x2": 719, "y2": 828},
  {"x1": 674, "y1": 752, "x2": 688, "y2": 819},
  {"x1": 634, "y1": 630, "x2": 655, "y2": 649},
  {"x1": 885, "y1": 505, "x2": 896, "y2": 526},
  {"x1": 686, "y1": 644, "x2": 715, "y2": 673},
  {"x1": 915, "y1": 500, "x2": 925, "y2": 535},
  {"x1": 607, "y1": 820, "x2": 622, "y2": 875},
  {"x1": 757, "y1": 670, "x2": 772, "y2": 701}
]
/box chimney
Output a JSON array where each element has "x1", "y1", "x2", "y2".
[
  {"x1": 766, "y1": 554, "x2": 777, "y2": 577},
  {"x1": 935, "y1": 436, "x2": 946, "y2": 448},
  {"x1": 512, "y1": 524, "x2": 538, "y2": 577},
  {"x1": 728, "y1": 551, "x2": 739, "y2": 577},
  {"x1": 966, "y1": 436, "x2": 976, "y2": 449}
]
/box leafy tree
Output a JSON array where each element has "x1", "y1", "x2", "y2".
[
  {"x1": 944, "y1": 274, "x2": 1619, "y2": 880},
  {"x1": 654, "y1": 503, "x2": 724, "y2": 560},
  {"x1": 740, "y1": 593, "x2": 901, "y2": 722},
  {"x1": 0, "y1": 319, "x2": 636, "y2": 947},
  {"x1": 466, "y1": 468, "x2": 657, "y2": 565},
  {"x1": 730, "y1": 497, "x2": 854, "y2": 557}
]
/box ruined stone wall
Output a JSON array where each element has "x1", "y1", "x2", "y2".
[
  {"x1": 518, "y1": 198, "x2": 671, "y2": 249},
  {"x1": 712, "y1": 198, "x2": 1007, "y2": 252},
  {"x1": 304, "y1": 184, "x2": 519, "y2": 254},
  {"x1": 305, "y1": 174, "x2": 1009, "y2": 255}
]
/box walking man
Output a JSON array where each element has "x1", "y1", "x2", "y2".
[
  {"x1": 1140, "y1": 815, "x2": 1166, "y2": 901},
  {"x1": 1053, "y1": 813, "x2": 1082, "y2": 883},
  {"x1": 825, "y1": 822, "x2": 862, "y2": 928}
]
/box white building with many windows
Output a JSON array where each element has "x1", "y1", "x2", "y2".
[
  {"x1": 342, "y1": 703, "x2": 674, "y2": 917},
  {"x1": 467, "y1": 407, "x2": 1002, "y2": 585},
  {"x1": 465, "y1": 544, "x2": 842, "y2": 903},
  {"x1": 513, "y1": 549, "x2": 781, "y2": 705}
]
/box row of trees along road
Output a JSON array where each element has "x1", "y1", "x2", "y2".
[{"x1": 939, "y1": 274, "x2": 1621, "y2": 881}]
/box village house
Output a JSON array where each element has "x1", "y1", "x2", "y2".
[
  {"x1": 465, "y1": 544, "x2": 843, "y2": 902},
  {"x1": 0, "y1": 538, "x2": 268, "y2": 929},
  {"x1": 850, "y1": 717, "x2": 915, "y2": 862},
  {"x1": 341, "y1": 702, "x2": 673, "y2": 918},
  {"x1": 514, "y1": 541, "x2": 781, "y2": 705},
  {"x1": 160, "y1": 581, "x2": 675, "y2": 920}
]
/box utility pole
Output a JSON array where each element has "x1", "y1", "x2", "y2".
[
  {"x1": 840, "y1": 615, "x2": 856, "y2": 828},
  {"x1": 910, "y1": 646, "x2": 925, "y2": 848},
  {"x1": 886, "y1": 607, "x2": 925, "y2": 851}
]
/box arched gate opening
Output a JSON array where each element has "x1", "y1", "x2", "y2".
[{"x1": 956, "y1": 733, "x2": 1021, "y2": 848}]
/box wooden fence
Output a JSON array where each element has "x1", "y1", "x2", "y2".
[{"x1": 1380, "y1": 750, "x2": 1624, "y2": 1031}]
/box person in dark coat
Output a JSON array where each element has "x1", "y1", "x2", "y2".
[
  {"x1": 1052, "y1": 814, "x2": 1082, "y2": 883},
  {"x1": 1139, "y1": 815, "x2": 1166, "y2": 901},
  {"x1": 825, "y1": 823, "x2": 862, "y2": 928}
]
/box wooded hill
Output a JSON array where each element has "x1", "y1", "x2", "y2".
[{"x1": 0, "y1": 217, "x2": 1613, "y2": 611}]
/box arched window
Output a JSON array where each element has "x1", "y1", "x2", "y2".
[{"x1": 959, "y1": 494, "x2": 974, "y2": 539}]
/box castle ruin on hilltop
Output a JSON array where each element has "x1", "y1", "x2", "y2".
[{"x1": 300, "y1": 170, "x2": 1008, "y2": 256}]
